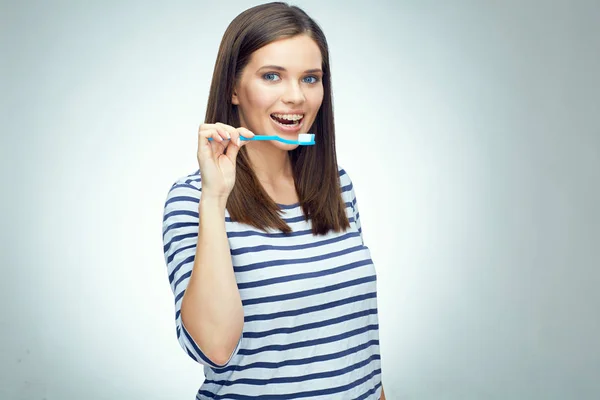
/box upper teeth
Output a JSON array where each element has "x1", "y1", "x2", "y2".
[{"x1": 272, "y1": 113, "x2": 303, "y2": 121}]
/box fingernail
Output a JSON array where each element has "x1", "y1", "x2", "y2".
[
  {"x1": 237, "y1": 138, "x2": 241, "y2": 146},
  {"x1": 227, "y1": 132, "x2": 231, "y2": 139}
]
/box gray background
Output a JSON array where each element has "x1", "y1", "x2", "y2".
[{"x1": 1, "y1": 0, "x2": 599, "y2": 399}]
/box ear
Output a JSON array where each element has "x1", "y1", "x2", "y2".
[{"x1": 232, "y1": 88, "x2": 239, "y2": 105}]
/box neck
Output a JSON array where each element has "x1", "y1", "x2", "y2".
[{"x1": 245, "y1": 141, "x2": 293, "y2": 184}]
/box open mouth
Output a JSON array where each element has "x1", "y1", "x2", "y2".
[{"x1": 270, "y1": 113, "x2": 304, "y2": 127}]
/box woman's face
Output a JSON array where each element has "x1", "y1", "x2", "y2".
[{"x1": 232, "y1": 34, "x2": 324, "y2": 150}]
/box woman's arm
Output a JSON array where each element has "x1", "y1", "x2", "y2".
[
  {"x1": 180, "y1": 196, "x2": 244, "y2": 365},
  {"x1": 381, "y1": 385, "x2": 386, "y2": 399}
]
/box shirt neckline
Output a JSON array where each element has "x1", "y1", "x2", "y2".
[{"x1": 276, "y1": 202, "x2": 300, "y2": 209}]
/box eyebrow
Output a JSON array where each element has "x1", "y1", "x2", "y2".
[{"x1": 257, "y1": 65, "x2": 323, "y2": 74}]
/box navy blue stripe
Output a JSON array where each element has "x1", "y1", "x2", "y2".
[
  {"x1": 183, "y1": 171, "x2": 201, "y2": 182},
  {"x1": 184, "y1": 171, "x2": 201, "y2": 183},
  {"x1": 242, "y1": 275, "x2": 376, "y2": 306},
  {"x1": 175, "y1": 284, "x2": 187, "y2": 304},
  {"x1": 353, "y1": 381, "x2": 383, "y2": 400},
  {"x1": 171, "y1": 182, "x2": 199, "y2": 191},
  {"x1": 171, "y1": 242, "x2": 366, "y2": 290},
  {"x1": 181, "y1": 321, "x2": 243, "y2": 370},
  {"x1": 226, "y1": 214, "x2": 307, "y2": 224},
  {"x1": 237, "y1": 258, "x2": 372, "y2": 290},
  {"x1": 163, "y1": 218, "x2": 360, "y2": 268},
  {"x1": 341, "y1": 182, "x2": 353, "y2": 193},
  {"x1": 205, "y1": 354, "x2": 380, "y2": 386},
  {"x1": 174, "y1": 270, "x2": 192, "y2": 293},
  {"x1": 163, "y1": 209, "x2": 198, "y2": 223},
  {"x1": 181, "y1": 324, "x2": 222, "y2": 368},
  {"x1": 227, "y1": 209, "x2": 354, "y2": 238},
  {"x1": 244, "y1": 292, "x2": 377, "y2": 322},
  {"x1": 179, "y1": 311, "x2": 242, "y2": 370},
  {"x1": 164, "y1": 207, "x2": 351, "y2": 227},
  {"x1": 164, "y1": 232, "x2": 197, "y2": 254},
  {"x1": 231, "y1": 230, "x2": 357, "y2": 256},
  {"x1": 163, "y1": 221, "x2": 198, "y2": 239},
  {"x1": 243, "y1": 308, "x2": 378, "y2": 339},
  {"x1": 169, "y1": 255, "x2": 194, "y2": 286},
  {"x1": 211, "y1": 339, "x2": 379, "y2": 374},
  {"x1": 186, "y1": 347, "x2": 198, "y2": 362},
  {"x1": 237, "y1": 324, "x2": 378, "y2": 356},
  {"x1": 278, "y1": 202, "x2": 299, "y2": 209},
  {"x1": 228, "y1": 228, "x2": 314, "y2": 239},
  {"x1": 234, "y1": 245, "x2": 364, "y2": 273},
  {"x1": 167, "y1": 242, "x2": 195, "y2": 264},
  {"x1": 165, "y1": 195, "x2": 199, "y2": 207},
  {"x1": 198, "y1": 367, "x2": 381, "y2": 399}
]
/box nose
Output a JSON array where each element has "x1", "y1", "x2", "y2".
[{"x1": 281, "y1": 81, "x2": 305, "y2": 104}]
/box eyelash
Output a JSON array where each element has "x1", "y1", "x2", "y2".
[{"x1": 263, "y1": 72, "x2": 320, "y2": 84}]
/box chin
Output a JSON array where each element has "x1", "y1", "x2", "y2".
[{"x1": 274, "y1": 142, "x2": 299, "y2": 151}]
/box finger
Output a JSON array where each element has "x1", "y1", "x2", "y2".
[
  {"x1": 214, "y1": 122, "x2": 237, "y2": 138},
  {"x1": 210, "y1": 136, "x2": 227, "y2": 157},
  {"x1": 216, "y1": 127, "x2": 231, "y2": 141},
  {"x1": 198, "y1": 127, "x2": 214, "y2": 160},
  {"x1": 225, "y1": 137, "x2": 242, "y2": 161},
  {"x1": 199, "y1": 126, "x2": 225, "y2": 144},
  {"x1": 236, "y1": 127, "x2": 255, "y2": 147},
  {"x1": 226, "y1": 126, "x2": 251, "y2": 160},
  {"x1": 198, "y1": 128, "x2": 225, "y2": 159},
  {"x1": 210, "y1": 129, "x2": 229, "y2": 157},
  {"x1": 215, "y1": 122, "x2": 240, "y2": 146}
]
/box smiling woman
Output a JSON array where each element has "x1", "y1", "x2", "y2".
[
  {"x1": 161, "y1": 2, "x2": 385, "y2": 399},
  {"x1": 232, "y1": 35, "x2": 324, "y2": 143}
]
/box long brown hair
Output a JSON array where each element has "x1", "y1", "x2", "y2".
[{"x1": 204, "y1": 2, "x2": 349, "y2": 235}]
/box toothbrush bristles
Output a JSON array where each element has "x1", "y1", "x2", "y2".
[{"x1": 298, "y1": 133, "x2": 315, "y2": 143}]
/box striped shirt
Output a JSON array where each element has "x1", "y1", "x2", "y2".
[{"x1": 162, "y1": 166, "x2": 382, "y2": 399}]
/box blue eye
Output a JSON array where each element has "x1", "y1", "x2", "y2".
[
  {"x1": 263, "y1": 73, "x2": 280, "y2": 81},
  {"x1": 303, "y1": 76, "x2": 319, "y2": 84}
]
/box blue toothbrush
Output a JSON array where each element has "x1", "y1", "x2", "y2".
[{"x1": 209, "y1": 133, "x2": 315, "y2": 145}]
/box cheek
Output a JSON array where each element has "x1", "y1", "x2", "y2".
[
  {"x1": 308, "y1": 87, "x2": 324, "y2": 112},
  {"x1": 245, "y1": 84, "x2": 280, "y2": 111}
]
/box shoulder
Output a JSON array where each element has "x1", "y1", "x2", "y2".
[
  {"x1": 163, "y1": 169, "x2": 203, "y2": 215},
  {"x1": 170, "y1": 168, "x2": 202, "y2": 190},
  {"x1": 337, "y1": 164, "x2": 355, "y2": 196},
  {"x1": 166, "y1": 169, "x2": 202, "y2": 195}
]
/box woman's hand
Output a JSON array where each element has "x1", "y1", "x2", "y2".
[{"x1": 196, "y1": 122, "x2": 255, "y2": 202}]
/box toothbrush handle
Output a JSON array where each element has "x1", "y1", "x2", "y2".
[
  {"x1": 242, "y1": 136, "x2": 277, "y2": 141},
  {"x1": 207, "y1": 135, "x2": 280, "y2": 142}
]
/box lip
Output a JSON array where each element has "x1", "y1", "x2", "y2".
[{"x1": 270, "y1": 110, "x2": 305, "y2": 115}]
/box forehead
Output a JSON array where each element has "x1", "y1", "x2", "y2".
[{"x1": 247, "y1": 35, "x2": 322, "y2": 70}]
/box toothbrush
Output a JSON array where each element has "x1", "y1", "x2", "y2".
[{"x1": 208, "y1": 133, "x2": 315, "y2": 145}]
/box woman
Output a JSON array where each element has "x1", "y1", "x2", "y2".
[{"x1": 162, "y1": 2, "x2": 386, "y2": 398}]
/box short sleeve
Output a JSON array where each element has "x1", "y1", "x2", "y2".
[
  {"x1": 339, "y1": 167, "x2": 364, "y2": 245},
  {"x1": 162, "y1": 172, "x2": 242, "y2": 368}
]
